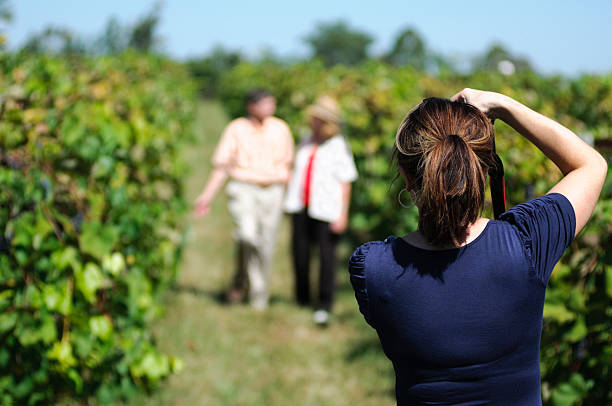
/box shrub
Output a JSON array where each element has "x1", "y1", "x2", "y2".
[{"x1": 0, "y1": 51, "x2": 195, "y2": 404}]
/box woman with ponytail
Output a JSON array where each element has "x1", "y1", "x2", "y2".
[{"x1": 348, "y1": 90, "x2": 607, "y2": 405}]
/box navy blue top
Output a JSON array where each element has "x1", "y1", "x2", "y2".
[{"x1": 349, "y1": 193, "x2": 576, "y2": 405}]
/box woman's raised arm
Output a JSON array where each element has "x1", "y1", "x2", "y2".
[{"x1": 452, "y1": 88, "x2": 607, "y2": 236}]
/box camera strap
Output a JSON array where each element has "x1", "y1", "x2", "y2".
[{"x1": 489, "y1": 134, "x2": 507, "y2": 219}]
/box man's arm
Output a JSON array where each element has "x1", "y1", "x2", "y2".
[
  {"x1": 194, "y1": 168, "x2": 228, "y2": 217},
  {"x1": 194, "y1": 121, "x2": 235, "y2": 217}
]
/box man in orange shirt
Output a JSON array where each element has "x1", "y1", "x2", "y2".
[{"x1": 194, "y1": 89, "x2": 294, "y2": 310}]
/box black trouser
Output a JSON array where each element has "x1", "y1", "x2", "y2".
[{"x1": 292, "y1": 209, "x2": 339, "y2": 311}]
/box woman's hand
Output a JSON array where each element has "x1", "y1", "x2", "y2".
[
  {"x1": 450, "y1": 88, "x2": 508, "y2": 121},
  {"x1": 331, "y1": 182, "x2": 352, "y2": 234},
  {"x1": 330, "y1": 214, "x2": 348, "y2": 234}
]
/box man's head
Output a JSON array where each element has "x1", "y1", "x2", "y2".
[{"x1": 246, "y1": 89, "x2": 276, "y2": 120}]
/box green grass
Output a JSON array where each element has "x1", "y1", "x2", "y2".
[{"x1": 125, "y1": 100, "x2": 395, "y2": 406}]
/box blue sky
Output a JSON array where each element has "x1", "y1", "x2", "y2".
[{"x1": 5, "y1": 0, "x2": 612, "y2": 75}]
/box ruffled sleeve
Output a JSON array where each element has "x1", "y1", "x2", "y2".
[
  {"x1": 348, "y1": 242, "x2": 379, "y2": 328},
  {"x1": 499, "y1": 193, "x2": 576, "y2": 286}
]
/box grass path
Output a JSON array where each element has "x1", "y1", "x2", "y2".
[{"x1": 130, "y1": 100, "x2": 395, "y2": 406}]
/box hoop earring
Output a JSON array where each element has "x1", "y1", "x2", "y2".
[{"x1": 397, "y1": 189, "x2": 414, "y2": 209}]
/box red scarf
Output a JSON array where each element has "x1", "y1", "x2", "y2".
[{"x1": 302, "y1": 146, "x2": 318, "y2": 207}]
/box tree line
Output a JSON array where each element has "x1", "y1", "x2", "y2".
[{"x1": 1, "y1": 1, "x2": 533, "y2": 96}]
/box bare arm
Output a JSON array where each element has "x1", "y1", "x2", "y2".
[
  {"x1": 330, "y1": 182, "x2": 352, "y2": 234},
  {"x1": 193, "y1": 168, "x2": 228, "y2": 217},
  {"x1": 195, "y1": 120, "x2": 236, "y2": 217},
  {"x1": 452, "y1": 88, "x2": 607, "y2": 236}
]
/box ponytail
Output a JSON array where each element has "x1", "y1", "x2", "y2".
[
  {"x1": 420, "y1": 134, "x2": 486, "y2": 245},
  {"x1": 396, "y1": 98, "x2": 494, "y2": 247}
]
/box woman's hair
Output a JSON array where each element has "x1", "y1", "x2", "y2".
[{"x1": 395, "y1": 97, "x2": 495, "y2": 246}]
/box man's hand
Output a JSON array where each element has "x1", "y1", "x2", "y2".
[
  {"x1": 193, "y1": 194, "x2": 212, "y2": 217},
  {"x1": 193, "y1": 168, "x2": 228, "y2": 218}
]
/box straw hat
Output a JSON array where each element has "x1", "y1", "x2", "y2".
[{"x1": 307, "y1": 95, "x2": 341, "y2": 125}]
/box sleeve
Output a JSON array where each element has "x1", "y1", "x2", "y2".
[
  {"x1": 335, "y1": 137, "x2": 358, "y2": 183},
  {"x1": 348, "y1": 242, "x2": 378, "y2": 328},
  {"x1": 212, "y1": 121, "x2": 237, "y2": 169},
  {"x1": 499, "y1": 193, "x2": 576, "y2": 286},
  {"x1": 283, "y1": 122, "x2": 295, "y2": 168}
]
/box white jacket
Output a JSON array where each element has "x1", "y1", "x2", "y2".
[{"x1": 284, "y1": 134, "x2": 358, "y2": 222}]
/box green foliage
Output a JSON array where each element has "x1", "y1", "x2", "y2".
[
  {"x1": 19, "y1": 2, "x2": 164, "y2": 57},
  {"x1": 473, "y1": 42, "x2": 532, "y2": 73},
  {"x1": 384, "y1": 27, "x2": 426, "y2": 70},
  {"x1": 128, "y1": 2, "x2": 163, "y2": 53},
  {"x1": 186, "y1": 46, "x2": 243, "y2": 97},
  {"x1": 217, "y1": 61, "x2": 612, "y2": 405},
  {"x1": 0, "y1": 0, "x2": 10, "y2": 23},
  {"x1": 0, "y1": 51, "x2": 195, "y2": 404},
  {"x1": 304, "y1": 20, "x2": 374, "y2": 67},
  {"x1": 94, "y1": 17, "x2": 129, "y2": 56},
  {"x1": 21, "y1": 27, "x2": 88, "y2": 56}
]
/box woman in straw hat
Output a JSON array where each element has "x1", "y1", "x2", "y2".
[{"x1": 284, "y1": 95, "x2": 358, "y2": 325}]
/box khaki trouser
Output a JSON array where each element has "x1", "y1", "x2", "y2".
[{"x1": 226, "y1": 180, "x2": 284, "y2": 310}]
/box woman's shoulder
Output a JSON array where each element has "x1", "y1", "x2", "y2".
[
  {"x1": 321, "y1": 135, "x2": 355, "y2": 165},
  {"x1": 326, "y1": 133, "x2": 351, "y2": 148},
  {"x1": 501, "y1": 193, "x2": 572, "y2": 217},
  {"x1": 498, "y1": 193, "x2": 576, "y2": 237},
  {"x1": 497, "y1": 193, "x2": 576, "y2": 286},
  {"x1": 349, "y1": 239, "x2": 396, "y2": 328},
  {"x1": 351, "y1": 238, "x2": 394, "y2": 257},
  {"x1": 348, "y1": 238, "x2": 395, "y2": 276}
]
